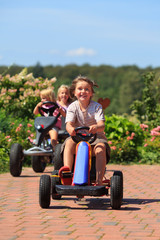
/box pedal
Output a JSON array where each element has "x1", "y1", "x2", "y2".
[
  {"x1": 59, "y1": 166, "x2": 72, "y2": 185},
  {"x1": 61, "y1": 171, "x2": 72, "y2": 178}
]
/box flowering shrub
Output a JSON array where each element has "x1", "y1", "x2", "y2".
[
  {"x1": 0, "y1": 68, "x2": 56, "y2": 119},
  {"x1": 138, "y1": 125, "x2": 160, "y2": 164},
  {"x1": 105, "y1": 114, "x2": 144, "y2": 144},
  {"x1": 6, "y1": 120, "x2": 35, "y2": 149},
  {"x1": 0, "y1": 113, "x2": 35, "y2": 164},
  {"x1": 105, "y1": 115, "x2": 144, "y2": 163},
  {"x1": 0, "y1": 147, "x2": 9, "y2": 173},
  {"x1": 105, "y1": 115, "x2": 160, "y2": 164},
  {"x1": 0, "y1": 70, "x2": 160, "y2": 173},
  {"x1": 139, "y1": 124, "x2": 160, "y2": 147},
  {"x1": 0, "y1": 111, "x2": 36, "y2": 168},
  {"x1": 0, "y1": 69, "x2": 58, "y2": 172}
]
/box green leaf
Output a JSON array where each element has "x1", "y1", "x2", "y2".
[{"x1": 117, "y1": 127, "x2": 123, "y2": 133}]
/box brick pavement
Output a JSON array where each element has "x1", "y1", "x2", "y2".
[{"x1": 0, "y1": 164, "x2": 160, "y2": 240}]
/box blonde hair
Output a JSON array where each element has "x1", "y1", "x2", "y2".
[
  {"x1": 70, "y1": 75, "x2": 99, "y2": 99},
  {"x1": 40, "y1": 88, "x2": 56, "y2": 102},
  {"x1": 57, "y1": 84, "x2": 72, "y2": 103}
]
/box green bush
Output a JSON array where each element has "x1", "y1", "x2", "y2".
[
  {"x1": 130, "y1": 72, "x2": 160, "y2": 127},
  {"x1": 0, "y1": 147, "x2": 9, "y2": 173},
  {"x1": 105, "y1": 115, "x2": 160, "y2": 164},
  {"x1": 105, "y1": 114, "x2": 144, "y2": 144},
  {"x1": 138, "y1": 125, "x2": 160, "y2": 164},
  {"x1": 0, "y1": 70, "x2": 160, "y2": 174},
  {"x1": 0, "y1": 114, "x2": 36, "y2": 172},
  {"x1": 105, "y1": 114, "x2": 144, "y2": 163},
  {"x1": 0, "y1": 68, "x2": 57, "y2": 173}
]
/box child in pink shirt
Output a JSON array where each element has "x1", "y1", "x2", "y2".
[{"x1": 33, "y1": 88, "x2": 65, "y2": 150}]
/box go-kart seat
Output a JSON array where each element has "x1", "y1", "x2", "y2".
[
  {"x1": 34, "y1": 116, "x2": 59, "y2": 146},
  {"x1": 57, "y1": 116, "x2": 69, "y2": 143}
]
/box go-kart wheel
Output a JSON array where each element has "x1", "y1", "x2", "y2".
[
  {"x1": 51, "y1": 170, "x2": 62, "y2": 200},
  {"x1": 39, "y1": 175, "x2": 51, "y2": 208},
  {"x1": 10, "y1": 143, "x2": 24, "y2": 177},
  {"x1": 54, "y1": 144, "x2": 63, "y2": 170},
  {"x1": 31, "y1": 156, "x2": 46, "y2": 173},
  {"x1": 71, "y1": 126, "x2": 97, "y2": 144},
  {"x1": 110, "y1": 173, "x2": 123, "y2": 209},
  {"x1": 113, "y1": 171, "x2": 123, "y2": 199}
]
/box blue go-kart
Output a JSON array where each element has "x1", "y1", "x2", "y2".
[
  {"x1": 39, "y1": 126, "x2": 123, "y2": 209},
  {"x1": 9, "y1": 101, "x2": 69, "y2": 177}
]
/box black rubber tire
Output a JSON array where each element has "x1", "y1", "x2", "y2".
[
  {"x1": 39, "y1": 175, "x2": 51, "y2": 208},
  {"x1": 113, "y1": 171, "x2": 123, "y2": 199},
  {"x1": 51, "y1": 170, "x2": 62, "y2": 200},
  {"x1": 10, "y1": 143, "x2": 23, "y2": 177},
  {"x1": 31, "y1": 156, "x2": 46, "y2": 173},
  {"x1": 110, "y1": 174, "x2": 123, "y2": 209},
  {"x1": 54, "y1": 144, "x2": 63, "y2": 170}
]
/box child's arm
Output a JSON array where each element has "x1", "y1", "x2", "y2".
[
  {"x1": 33, "y1": 102, "x2": 43, "y2": 115},
  {"x1": 58, "y1": 106, "x2": 66, "y2": 117},
  {"x1": 66, "y1": 121, "x2": 76, "y2": 136},
  {"x1": 89, "y1": 120, "x2": 105, "y2": 134}
]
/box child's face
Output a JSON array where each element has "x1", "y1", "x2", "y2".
[
  {"x1": 40, "y1": 95, "x2": 50, "y2": 103},
  {"x1": 59, "y1": 88, "x2": 69, "y2": 103},
  {"x1": 74, "y1": 81, "x2": 93, "y2": 103}
]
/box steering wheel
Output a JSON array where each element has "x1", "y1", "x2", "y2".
[
  {"x1": 71, "y1": 126, "x2": 97, "y2": 144},
  {"x1": 39, "y1": 101, "x2": 59, "y2": 116}
]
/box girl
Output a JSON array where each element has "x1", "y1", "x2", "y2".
[
  {"x1": 57, "y1": 84, "x2": 72, "y2": 116},
  {"x1": 63, "y1": 76, "x2": 110, "y2": 186},
  {"x1": 33, "y1": 88, "x2": 65, "y2": 150},
  {"x1": 57, "y1": 84, "x2": 72, "y2": 130}
]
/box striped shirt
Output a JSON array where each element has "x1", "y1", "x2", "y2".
[{"x1": 66, "y1": 100, "x2": 106, "y2": 138}]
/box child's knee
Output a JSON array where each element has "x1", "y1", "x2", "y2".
[
  {"x1": 94, "y1": 143, "x2": 106, "y2": 155},
  {"x1": 65, "y1": 138, "x2": 76, "y2": 151}
]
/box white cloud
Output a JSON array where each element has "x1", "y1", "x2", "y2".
[
  {"x1": 0, "y1": 55, "x2": 3, "y2": 60},
  {"x1": 66, "y1": 47, "x2": 96, "y2": 56}
]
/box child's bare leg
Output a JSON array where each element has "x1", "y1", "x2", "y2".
[
  {"x1": 63, "y1": 138, "x2": 76, "y2": 170},
  {"x1": 94, "y1": 143, "x2": 106, "y2": 185},
  {"x1": 49, "y1": 129, "x2": 58, "y2": 150}
]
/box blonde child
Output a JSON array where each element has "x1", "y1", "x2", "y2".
[
  {"x1": 33, "y1": 88, "x2": 65, "y2": 150},
  {"x1": 57, "y1": 85, "x2": 72, "y2": 130},
  {"x1": 63, "y1": 76, "x2": 110, "y2": 186},
  {"x1": 57, "y1": 85, "x2": 72, "y2": 116}
]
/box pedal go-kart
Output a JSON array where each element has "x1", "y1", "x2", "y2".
[
  {"x1": 39, "y1": 127, "x2": 123, "y2": 209},
  {"x1": 9, "y1": 101, "x2": 69, "y2": 177}
]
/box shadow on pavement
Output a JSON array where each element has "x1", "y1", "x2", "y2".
[
  {"x1": 19, "y1": 175, "x2": 40, "y2": 178},
  {"x1": 123, "y1": 198, "x2": 160, "y2": 205},
  {"x1": 46, "y1": 197, "x2": 160, "y2": 211}
]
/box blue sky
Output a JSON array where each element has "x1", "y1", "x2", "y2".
[{"x1": 1, "y1": 0, "x2": 160, "y2": 68}]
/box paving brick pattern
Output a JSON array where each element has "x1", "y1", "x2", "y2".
[{"x1": 0, "y1": 165, "x2": 160, "y2": 240}]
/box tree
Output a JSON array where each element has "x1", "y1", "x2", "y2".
[
  {"x1": 32, "y1": 62, "x2": 45, "y2": 78},
  {"x1": 130, "y1": 72, "x2": 160, "y2": 127}
]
